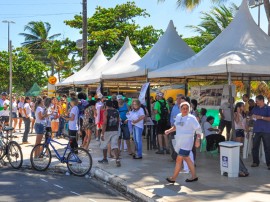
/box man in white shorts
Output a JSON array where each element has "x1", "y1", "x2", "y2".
[{"x1": 98, "y1": 100, "x2": 121, "y2": 167}]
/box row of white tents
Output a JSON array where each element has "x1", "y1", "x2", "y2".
[{"x1": 58, "y1": 0, "x2": 270, "y2": 88}]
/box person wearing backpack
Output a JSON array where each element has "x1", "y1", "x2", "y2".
[{"x1": 154, "y1": 92, "x2": 170, "y2": 154}]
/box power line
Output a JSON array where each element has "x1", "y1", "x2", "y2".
[
  {"x1": 0, "y1": 3, "x2": 80, "y2": 6},
  {"x1": 3, "y1": 12, "x2": 80, "y2": 19}
]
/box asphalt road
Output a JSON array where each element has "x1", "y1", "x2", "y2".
[{"x1": 0, "y1": 167, "x2": 130, "y2": 202}]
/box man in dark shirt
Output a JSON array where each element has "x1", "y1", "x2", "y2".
[
  {"x1": 98, "y1": 100, "x2": 121, "y2": 167},
  {"x1": 251, "y1": 95, "x2": 270, "y2": 170}
]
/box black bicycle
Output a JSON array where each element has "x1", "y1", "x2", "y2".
[{"x1": 0, "y1": 117, "x2": 23, "y2": 169}]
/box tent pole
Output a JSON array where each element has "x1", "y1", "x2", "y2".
[
  {"x1": 247, "y1": 76, "x2": 251, "y2": 97},
  {"x1": 227, "y1": 62, "x2": 235, "y2": 141},
  {"x1": 184, "y1": 79, "x2": 189, "y2": 96},
  {"x1": 146, "y1": 70, "x2": 152, "y2": 150}
]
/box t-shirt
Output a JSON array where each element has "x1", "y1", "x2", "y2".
[
  {"x1": 174, "y1": 114, "x2": 202, "y2": 151},
  {"x1": 203, "y1": 122, "x2": 216, "y2": 137},
  {"x1": 154, "y1": 99, "x2": 169, "y2": 122},
  {"x1": 24, "y1": 103, "x2": 32, "y2": 118},
  {"x1": 128, "y1": 108, "x2": 145, "y2": 129},
  {"x1": 0, "y1": 99, "x2": 10, "y2": 116},
  {"x1": 251, "y1": 105, "x2": 270, "y2": 133},
  {"x1": 59, "y1": 103, "x2": 67, "y2": 115},
  {"x1": 106, "y1": 108, "x2": 119, "y2": 132},
  {"x1": 35, "y1": 106, "x2": 46, "y2": 124},
  {"x1": 12, "y1": 101, "x2": 17, "y2": 113},
  {"x1": 244, "y1": 102, "x2": 249, "y2": 113},
  {"x1": 69, "y1": 106, "x2": 79, "y2": 130},
  {"x1": 118, "y1": 103, "x2": 128, "y2": 122},
  {"x1": 220, "y1": 102, "x2": 232, "y2": 121},
  {"x1": 18, "y1": 102, "x2": 24, "y2": 114},
  {"x1": 95, "y1": 101, "x2": 103, "y2": 124}
]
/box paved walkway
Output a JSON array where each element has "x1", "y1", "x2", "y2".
[{"x1": 9, "y1": 129, "x2": 270, "y2": 202}]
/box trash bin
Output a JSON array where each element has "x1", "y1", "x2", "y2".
[{"x1": 219, "y1": 141, "x2": 243, "y2": 177}]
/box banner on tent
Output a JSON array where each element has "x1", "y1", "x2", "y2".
[
  {"x1": 96, "y1": 84, "x2": 103, "y2": 98},
  {"x1": 139, "y1": 82, "x2": 150, "y2": 105},
  {"x1": 190, "y1": 84, "x2": 236, "y2": 109}
]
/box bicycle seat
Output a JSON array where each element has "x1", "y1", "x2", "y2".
[{"x1": 3, "y1": 126, "x2": 14, "y2": 131}]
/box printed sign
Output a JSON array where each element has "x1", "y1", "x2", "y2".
[
  {"x1": 222, "y1": 156, "x2": 228, "y2": 168},
  {"x1": 139, "y1": 82, "x2": 150, "y2": 105},
  {"x1": 190, "y1": 84, "x2": 236, "y2": 109}
]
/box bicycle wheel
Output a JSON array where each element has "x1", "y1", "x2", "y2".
[
  {"x1": 30, "y1": 144, "x2": 51, "y2": 171},
  {"x1": 8, "y1": 141, "x2": 23, "y2": 169},
  {"x1": 67, "y1": 148, "x2": 92, "y2": 176}
]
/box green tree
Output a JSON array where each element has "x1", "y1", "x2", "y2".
[
  {"x1": 159, "y1": 0, "x2": 270, "y2": 35},
  {"x1": 186, "y1": 4, "x2": 237, "y2": 47},
  {"x1": 65, "y1": 1, "x2": 163, "y2": 59},
  {"x1": 0, "y1": 48, "x2": 48, "y2": 94},
  {"x1": 19, "y1": 21, "x2": 61, "y2": 75}
]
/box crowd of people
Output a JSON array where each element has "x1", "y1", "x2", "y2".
[{"x1": 0, "y1": 90, "x2": 270, "y2": 181}]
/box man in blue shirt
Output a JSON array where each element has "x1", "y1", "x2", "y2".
[{"x1": 251, "y1": 95, "x2": 270, "y2": 170}]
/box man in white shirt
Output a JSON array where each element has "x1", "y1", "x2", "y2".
[
  {"x1": 218, "y1": 98, "x2": 234, "y2": 141},
  {"x1": 0, "y1": 92, "x2": 10, "y2": 125}
]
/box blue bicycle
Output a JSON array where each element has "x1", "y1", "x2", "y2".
[{"x1": 30, "y1": 132, "x2": 92, "y2": 176}]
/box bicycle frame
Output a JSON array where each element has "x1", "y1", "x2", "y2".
[{"x1": 44, "y1": 136, "x2": 79, "y2": 164}]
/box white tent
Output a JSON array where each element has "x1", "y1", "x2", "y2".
[
  {"x1": 149, "y1": 0, "x2": 270, "y2": 80},
  {"x1": 98, "y1": 36, "x2": 141, "y2": 81},
  {"x1": 57, "y1": 46, "x2": 108, "y2": 86},
  {"x1": 102, "y1": 20, "x2": 195, "y2": 79}
]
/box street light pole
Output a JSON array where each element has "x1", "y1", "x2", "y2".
[
  {"x1": 2, "y1": 20, "x2": 15, "y2": 128},
  {"x1": 82, "y1": 0, "x2": 88, "y2": 67}
]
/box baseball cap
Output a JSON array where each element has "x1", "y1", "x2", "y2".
[
  {"x1": 1, "y1": 92, "x2": 8, "y2": 96},
  {"x1": 117, "y1": 95, "x2": 123, "y2": 100},
  {"x1": 156, "y1": 92, "x2": 164, "y2": 97}
]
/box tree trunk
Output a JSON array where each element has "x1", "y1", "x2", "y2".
[{"x1": 264, "y1": 0, "x2": 270, "y2": 35}]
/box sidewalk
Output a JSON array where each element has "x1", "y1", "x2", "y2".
[{"x1": 13, "y1": 130, "x2": 270, "y2": 202}]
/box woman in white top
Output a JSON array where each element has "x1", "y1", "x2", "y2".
[
  {"x1": 22, "y1": 97, "x2": 32, "y2": 144},
  {"x1": 165, "y1": 102, "x2": 202, "y2": 184},
  {"x1": 128, "y1": 99, "x2": 145, "y2": 159},
  {"x1": 11, "y1": 97, "x2": 18, "y2": 133},
  {"x1": 34, "y1": 97, "x2": 47, "y2": 146},
  {"x1": 62, "y1": 98, "x2": 79, "y2": 150},
  {"x1": 234, "y1": 102, "x2": 248, "y2": 144}
]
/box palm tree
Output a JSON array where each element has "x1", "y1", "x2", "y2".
[
  {"x1": 186, "y1": 4, "x2": 237, "y2": 45},
  {"x1": 158, "y1": 0, "x2": 270, "y2": 35},
  {"x1": 20, "y1": 21, "x2": 61, "y2": 75},
  {"x1": 20, "y1": 21, "x2": 61, "y2": 49}
]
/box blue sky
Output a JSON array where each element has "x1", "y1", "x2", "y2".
[{"x1": 0, "y1": 0, "x2": 268, "y2": 51}]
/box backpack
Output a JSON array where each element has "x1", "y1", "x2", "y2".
[{"x1": 158, "y1": 100, "x2": 169, "y2": 122}]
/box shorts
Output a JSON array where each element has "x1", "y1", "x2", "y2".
[
  {"x1": 69, "y1": 129, "x2": 77, "y2": 137},
  {"x1": 218, "y1": 119, "x2": 232, "y2": 134},
  {"x1": 19, "y1": 113, "x2": 23, "y2": 118},
  {"x1": 31, "y1": 111, "x2": 36, "y2": 119},
  {"x1": 119, "y1": 124, "x2": 130, "y2": 140},
  {"x1": 157, "y1": 120, "x2": 168, "y2": 134},
  {"x1": 178, "y1": 149, "x2": 190, "y2": 157},
  {"x1": 235, "y1": 129, "x2": 245, "y2": 138},
  {"x1": 0, "y1": 116, "x2": 9, "y2": 123},
  {"x1": 100, "y1": 131, "x2": 118, "y2": 150},
  {"x1": 12, "y1": 112, "x2": 17, "y2": 118},
  {"x1": 35, "y1": 123, "x2": 45, "y2": 134}
]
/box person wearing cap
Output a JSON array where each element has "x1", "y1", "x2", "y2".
[
  {"x1": 98, "y1": 100, "x2": 121, "y2": 167},
  {"x1": 154, "y1": 92, "x2": 170, "y2": 154},
  {"x1": 95, "y1": 96, "x2": 105, "y2": 141},
  {"x1": 0, "y1": 92, "x2": 10, "y2": 126},
  {"x1": 117, "y1": 95, "x2": 132, "y2": 155},
  {"x1": 165, "y1": 101, "x2": 202, "y2": 184},
  {"x1": 111, "y1": 94, "x2": 119, "y2": 109}
]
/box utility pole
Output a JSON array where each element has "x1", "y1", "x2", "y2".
[
  {"x1": 82, "y1": 0, "x2": 88, "y2": 67},
  {"x1": 2, "y1": 20, "x2": 15, "y2": 128}
]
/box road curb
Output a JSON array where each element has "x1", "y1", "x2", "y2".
[{"x1": 91, "y1": 166, "x2": 158, "y2": 202}]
